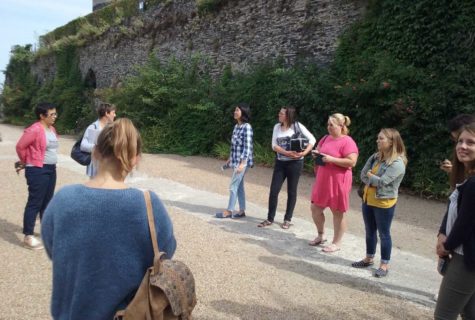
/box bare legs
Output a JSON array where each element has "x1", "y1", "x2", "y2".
[{"x1": 310, "y1": 204, "x2": 346, "y2": 251}]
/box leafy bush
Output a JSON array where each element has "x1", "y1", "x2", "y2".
[{"x1": 1, "y1": 45, "x2": 37, "y2": 121}]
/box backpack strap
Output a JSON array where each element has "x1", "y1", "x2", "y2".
[{"x1": 143, "y1": 191, "x2": 162, "y2": 271}]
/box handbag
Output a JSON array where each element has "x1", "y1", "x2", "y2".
[
  {"x1": 114, "y1": 191, "x2": 197, "y2": 320},
  {"x1": 289, "y1": 122, "x2": 310, "y2": 152},
  {"x1": 70, "y1": 123, "x2": 97, "y2": 166},
  {"x1": 70, "y1": 137, "x2": 91, "y2": 166}
]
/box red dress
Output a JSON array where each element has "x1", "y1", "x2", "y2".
[{"x1": 311, "y1": 135, "x2": 358, "y2": 212}]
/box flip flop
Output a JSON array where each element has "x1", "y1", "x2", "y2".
[
  {"x1": 322, "y1": 244, "x2": 340, "y2": 253},
  {"x1": 215, "y1": 212, "x2": 232, "y2": 218},
  {"x1": 308, "y1": 237, "x2": 327, "y2": 246},
  {"x1": 258, "y1": 220, "x2": 273, "y2": 227},
  {"x1": 281, "y1": 221, "x2": 291, "y2": 229}
]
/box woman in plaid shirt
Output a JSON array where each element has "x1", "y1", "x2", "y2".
[{"x1": 216, "y1": 103, "x2": 254, "y2": 219}]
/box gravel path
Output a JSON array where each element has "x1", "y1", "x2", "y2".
[{"x1": 0, "y1": 123, "x2": 445, "y2": 319}]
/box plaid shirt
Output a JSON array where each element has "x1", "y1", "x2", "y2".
[{"x1": 230, "y1": 123, "x2": 254, "y2": 168}]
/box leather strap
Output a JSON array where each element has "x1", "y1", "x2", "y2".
[{"x1": 144, "y1": 191, "x2": 160, "y2": 258}]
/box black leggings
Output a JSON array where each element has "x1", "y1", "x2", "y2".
[{"x1": 267, "y1": 159, "x2": 303, "y2": 222}]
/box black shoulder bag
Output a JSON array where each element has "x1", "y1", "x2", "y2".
[
  {"x1": 289, "y1": 122, "x2": 310, "y2": 152},
  {"x1": 71, "y1": 123, "x2": 97, "y2": 166}
]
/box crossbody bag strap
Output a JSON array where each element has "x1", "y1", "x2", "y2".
[
  {"x1": 144, "y1": 190, "x2": 160, "y2": 258},
  {"x1": 319, "y1": 134, "x2": 329, "y2": 148},
  {"x1": 295, "y1": 122, "x2": 302, "y2": 135}
]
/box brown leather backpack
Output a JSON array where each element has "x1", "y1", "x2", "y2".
[{"x1": 115, "y1": 191, "x2": 197, "y2": 320}]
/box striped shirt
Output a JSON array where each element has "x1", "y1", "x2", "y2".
[{"x1": 230, "y1": 123, "x2": 254, "y2": 168}]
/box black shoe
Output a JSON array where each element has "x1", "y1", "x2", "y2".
[
  {"x1": 351, "y1": 260, "x2": 374, "y2": 268},
  {"x1": 374, "y1": 268, "x2": 389, "y2": 278}
]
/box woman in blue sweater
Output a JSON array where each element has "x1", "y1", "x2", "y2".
[
  {"x1": 42, "y1": 118, "x2": 176, "y2": 319},
  {"x1": 435, "y1": 122, "x2": 475, "y2": 319}
]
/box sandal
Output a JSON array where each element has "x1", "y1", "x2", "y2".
[
  {"x1": 322, "y1": 244, "x2": 340, "y2": 253},
  {"x1": 281, "y1": 221, "x2": 291, "y2": 229},
  {"x1": 257, "y1": 220, "x2": 273, "y2": 228},
  {"x1": 215, "y1": 211, "x2": 232, "y2": 218},
  {"x1": 232, "y1": 211, "x2": 246, "y2": 219},
  {"x1": 351, "y1": 260, "x2": 374, "y2": 268},
  {"x1": 308, "y1": 236, "x2": 327, "y2": 246}
]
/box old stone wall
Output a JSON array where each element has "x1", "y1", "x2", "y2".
[{"x1": 32, "y1": 0, "x2": 367, "y2": 88}]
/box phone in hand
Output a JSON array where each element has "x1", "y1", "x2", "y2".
[{"x1": 314, "y1": 154, "x2": 325, "y2": 166}]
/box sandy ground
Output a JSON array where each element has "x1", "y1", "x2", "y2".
[{"x1": 0, "y1": 123, "x2": 446, "y2": 319}]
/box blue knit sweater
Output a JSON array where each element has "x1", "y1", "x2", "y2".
[{"x1": 42, "y1": 185, "x2": 177, "y2": 320}]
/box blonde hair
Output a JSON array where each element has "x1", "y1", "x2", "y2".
[
  {"x1": 378, "y1": 128, "x2": 407, "y2": 165},
  {"x1": 95, "y1": 118, "x2": 142, "y2": 176},
  {"x1": 329, "y1": 113, "x2": 351, "y2": 135}
]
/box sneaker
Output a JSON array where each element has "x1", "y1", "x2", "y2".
[{"x1": 23, "y1": 235, "x2": 44, "y2": 250}]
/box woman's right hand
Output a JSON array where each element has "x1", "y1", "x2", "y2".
[
  {"x1": 439, "y1": 159, "x2": 452, "y2": 173},
  {"x1": 286, "y1": 151, "x2": 301, "y2": 159},
  {"x1": 436, "y1": 234, "x2": 449, "y2": 257}
]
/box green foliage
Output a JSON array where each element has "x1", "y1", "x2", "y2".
[
  {"x1": 1, "y1": 45, "x2": 38, "y2": 120},
  {"x1": 37, "y1": 0, "x2": 172, "y2": 56},
  {"x1": 322, "y1": 0, "x2": 475, "y2": 197},
  {"x1": 196, "y1": 0, "x2": 227, "y2": 14},
  {"x1": 2, "y1": 44, "x2": 93, "y2": 133},
  {"x1": 110, "y1": 55, "x2": 227, "y2": 154}
]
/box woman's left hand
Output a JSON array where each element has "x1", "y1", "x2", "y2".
[
  {"x1": 320, "y1": 153, "x2": 334, "y2": 163},
  {"x1": 236, "y1": 163, "x2": 245, "y2": 173},
  {"x1": 367, "y1": 171, "x2": 374, "y2": 178}
]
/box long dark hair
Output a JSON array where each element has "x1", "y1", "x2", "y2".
[
  {"x1": 450, "y1": 122, "x2": 475, "y2": 189},
  {"x1": 236, "y1": 102, "x2": 251, "y2": 123},
  {"x1": 282, "y1": 106, "x2": 297, "y2": 126}
]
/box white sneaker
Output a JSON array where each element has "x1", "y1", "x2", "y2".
[{"x1": 23, "y1": 235, "x2": 44, "y2": 250}]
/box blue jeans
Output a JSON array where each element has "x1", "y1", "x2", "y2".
[
  {"x1": 361, "y1": 202, "x2": 396, "y2": 264},
  {"x1": 23, "y1": 165, "x2": 56, "y2": 235},
  {"x1": 226, "y1": 167, "x2": 247, "y2": 212}
]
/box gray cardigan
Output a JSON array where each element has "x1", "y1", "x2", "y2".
[{"x1": 360, "y1": 153, "x2": 406, "y2": 199}]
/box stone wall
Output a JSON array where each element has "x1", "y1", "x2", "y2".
[{"x1": 32, "y1": 0, "x2": 367, "y2": 88}]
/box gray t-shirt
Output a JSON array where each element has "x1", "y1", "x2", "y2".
[{"x1": 43, "y1": 129, "x2": 58, "y2": 164}]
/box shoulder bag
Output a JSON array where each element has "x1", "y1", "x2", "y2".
[
  {"x1": 289, "y1": 122, "x2": 310, "y2": 152},
  {"x1": 114, "y1": 191, "x2": 196, "y2": 320},
  {"x1": 71, "y1": 123, "x2": 97, "y2": 166}
]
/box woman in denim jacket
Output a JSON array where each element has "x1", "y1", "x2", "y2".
[{"x1": 351, "y1": 128, "x2": 407, "y2": 278}]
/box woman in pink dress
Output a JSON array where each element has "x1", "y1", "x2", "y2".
[{"x1": 309, "y1": 113, "x2": 358, "y2": 253}]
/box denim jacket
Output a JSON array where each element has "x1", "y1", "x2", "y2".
[{"x1": 360, "y1": 153, "x2": 406, "y2": 199}]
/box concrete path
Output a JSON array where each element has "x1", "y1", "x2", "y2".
[{"x1": 0, "y1": 123, "x2": 445, "y2": 319}]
